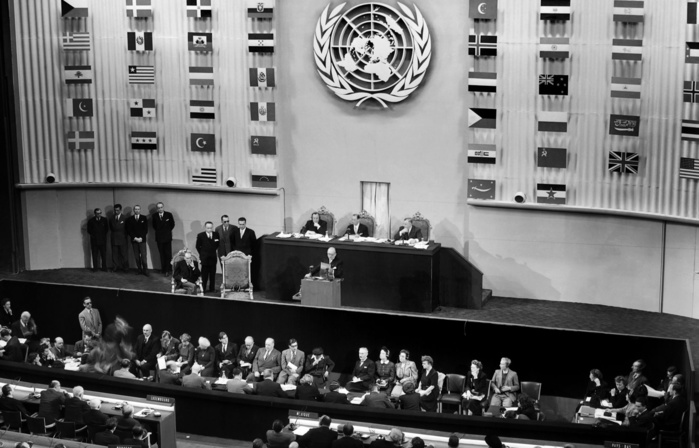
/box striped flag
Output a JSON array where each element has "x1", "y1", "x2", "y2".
[
  {"x1": 539, "y1": 37, "x2": 569, "y2": 58},
  {"x1": 612, "y1": 39, "x2": 643, "y2": 61},
  {"x1": 189, "y1": 66, "x2": 214, "y2": 86},
  {"x1": 468, "y1": 108, "x2": 496, "y2": 129},
  {"x1": 252, "y1": 174, "x2": 277, "y2": 188},
  {"x1": 680, "y1": 157, "x2": 699, "y2": 179},
  {"x1": 131, "y1": 131, "x2": 157, "y2": 150},
  {"x1": 247, "y1": 0, "x2": 274, "y2": 19},
  {"x1": 540, "y1": 0, "x2": 570, "y2": 21},
  {"x1": 187, "y1": 0, "x2": 212, "y2": 18},
  {"x1": 467, "y1": 144, "x2": 496, "y2": 164},
  {"x1": 249, "y1": 68, "x2": 276, "y2": 87},
  {"x1": 468, "y1": 35, "x2": 497, "y2": 57},
  {"x1": 613, "y1": 1, "x2": 644, "y2": 22},
  {"x1": 64, "y1": 65, "x2": 92, "y2": 84},
  {"x1": 611, "y1": 77, "x2": 641, "y2": 99},
  {"x1": 248, "y1": 33, "x2": 274, "y2": 53},
  {"x1": 538, "y1": 111, "x2": 567, "y2": 132},
  {"x1": 687, "y1": 42, "x2": 699, "y2": 63},
  {"x1": 536, "y1": 183, "x2": 566, "y2": 204},
  {"x1": 62, "y1": 32, "x2": 90, "y2": 51},
  {"x1": 65, "y1": 98, "x2": 93, "y2": 117},
  {"x1": 250, "y1": 102, "x2": 276, "y2": 121},
  {"x1": 127, "y1": 31, "x2": 153, "y2": 51},
  {"x1": 681, "y1": 119, "x2": 699, "y2": 142},
  {"x1": 191, "y1": 134, "x2": 215, "y2": 153},
  {"x1": 684, "y1": 81, "x2": 699, "y2": 103},
  {"x1": 126, "y1": 0, "x2": 152, "y2": 17},
  {"x1": 608, "y1": 151, "x2": 639, "y2": 174},
  {"x1": 250, "y1": 136, "x2": 276, "y2": 155},
  {"x1": 468, "y1": 72, "x2": 496, "y2": 93},
  {"x1": 189, "y1": 100, "x2": 215, "y2": 119},
  {"x1": 67, "y1": 131, "x2": 95, "y2": 150},
  {"x1": 61, "y1": 0, "x2": 88, "y2": 18},
  {"x1": 129, "y1": 99, "x2": 156, "y2": 117},
  {"x1": 128, "y1": 65, "x2": 155, "y2": 84},
  {"x1": 192, "y1": 167, "x2": 218, "y2": 185}
]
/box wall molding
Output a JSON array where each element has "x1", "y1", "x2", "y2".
[{"x1": 15, "y1": 182, "x2": 280, "y2": 196}]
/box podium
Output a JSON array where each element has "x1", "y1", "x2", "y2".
[{"x1": 300, "y1": 278, "x2": 342, "y2": 308}]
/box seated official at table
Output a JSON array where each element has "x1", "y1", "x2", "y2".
[
  {"x1": 345, "y1": 214, "x2": 369, "y2": 237},
  {"x1": 323, "y1": 381, "x2": 349, "y2": 404},
  {"x1": 398, "y1": 381, "x2": 420, "y2": 411},
  {"x1": 94, "y1": 417, "x2": 121, "y2": 445},
  {"x1": 50, "y1": 337, "x2": 68, "y2": 359},
  {"x1": 267, "y1": 419, "x2": 296, "y2": 448},
  {"x1": 83, "y1": 398, "x2": 109, "y2": 427},
  {"x1": 114, "y1": 359, "x2": 137, "y2": 379},
  {"x1": 625, "y1": 396, "x2": 654, "y2": 429},
  {"x1": 360, "y1": 383, "x2": 395, "y2": 409},
  {"x1": 608, "y1": 375, "x2": 630, "y2": 409},
  {"x1": 306, "y1": 247, "x2": 344, "y2": 279},
  {"x1": 346, "y1": 347, "x2": 375, "y2": 392},
  {"x1": 651, "y1": 384, "x2": 688, "y2": 432},
  {"x1": 333, "y1": 423, "x2": 362, "y2": 448},
  {"x1": 64, "y1": 386, "x2": 90, "y2": 427},
  {"x1": 301, "y1": 212, "x2": 327, "y2": 235},
  {"x1": 39, "y1": 380, "x2": 68, "y2": 426},
  {"x1": 158, "y1": 361, "x2": 182, "y2": 385},
  {"x1": 0, "y1": 328, "x2": 27, "y2": 362},
  {"x1": 173, "y1": 251, "x2": 201, "y2": 296},
  {"x1": 297, "y1": 415, "x2": 337, "y2": 448},
  {"x1": 581, "y1": 369, "x2": 609, "y2": 408},
  {"x1": 254, "y1": 368, "x2": 286, "y2": 398},
  {"x1": 182, "y1": 363, "x2": 211, "y2": 389},
  {"x1": 295, "y1": 374, "x2": 321, "y2": 401},
  {"x1": 393, "y1": 218, "x2": 422, "y2": 241},
  {"x1": 226, "y1": 367, "x2": 252, "y2": 394}
]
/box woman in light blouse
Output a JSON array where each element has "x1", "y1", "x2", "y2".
[
  {"x1": 392, "y1": 349, "x2": 418, "y2": 397},
  {"x1": 375, "y1": 346, "x2": 396, "y2": 392}
]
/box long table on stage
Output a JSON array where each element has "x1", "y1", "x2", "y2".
[{"x1": 262, "y1": 233, "x2": 441, "y2": 312}]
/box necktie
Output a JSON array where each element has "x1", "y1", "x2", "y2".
[
  {"x1": 160, "y1": 213, "x2": 163, "y2": 219},
  {"x1": 223, "y1": 344, "x2": 226, "y2": 352},
  {"x1": 117, "y1": 215, "x2": 120, "y2": 221},
  {"x1": 208, "y1": 233, "x2": 211, "y2": 239},
  {"x1": 264, "y1": 350, "x2": 269, "y2": 360}
]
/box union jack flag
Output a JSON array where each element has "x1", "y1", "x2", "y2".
[{"x1": 608, "y1": 151, "x2": 639, "y2": 174}]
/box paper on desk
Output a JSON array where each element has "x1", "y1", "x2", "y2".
[
  {"x1": 18, "y1": 338, "x2": 27, "y2": 344},
  {"x1": 215, "y1": 377, "x2": 228, "y2": 385},
  {"x1": 600, "y1": 399, "x2": 612, "y2": 408},
  {"x1": 281, "y1": 384, "x2": 297, "y2": 391},
  {"x1": 319, "y1": 236, "x2": 334, "y2": 242},
  {"x1": 293, "y1": 427, "x2": 311, "y2": 436},
  {"x1": 277, "y1": 233, "x2": 292, "y2": 238},
  {"x1": 413, "y1": 242, "x2": 429, "y2": 249},
  {"x1": 350, "y1": 396, "x2": 365, "y2": 405}
]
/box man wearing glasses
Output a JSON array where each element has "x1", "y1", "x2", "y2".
[
  {"x1": 277, "y1": 338, "x2": 305, "y2": 385},
  {"x1": 215, "y1": 215, "x2": 234, "y2": 261},
  {"x1": 87, "y1": 208, "x2": 109, "y2": 272},
  {"x1": 78, "y1": 296, "x2": 103, "y2": 339}
]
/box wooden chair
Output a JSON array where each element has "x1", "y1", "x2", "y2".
[
  {"x1": 27, "y1": 415, "x2": 55, "y2": 437},
  {"x1": 221, "y1": 250, "x2": 253, "y2": 300},
  {"x1": 170, "y1": 249, "x2": 204, "y2": 296},
  {"x1": 317, "y1": 205, "x2": 336, "y2": 235},
  {"x1": 1, "y1": 410, "x2": 24, "y2": 432},
  {"x1": 438, "y1": 373, "x2": 466, "y2": 413},
  {"x1": 55, "y1": 419, "x2": 85, "y2": 441},
  {"x1": 410, "y1": 211, "x2": 432, "y2": 241},
  {"x1": 357, "y1": 210, "x2": 375, "y2": 237}
]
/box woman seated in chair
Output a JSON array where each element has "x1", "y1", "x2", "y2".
[
  {"x1": 375, "y1": 346, "x2": 395, "y2": 393},
  {"x1": 417, "y1": 355, "x2": 439, "y2": 412},
  {"x1": 177, "y1": 333, "x2": 195, "y2": 375},
  {"x1": 194, "y1": 337, "x2": 215, "y2": 377},
  {"x1": 461, "y1": 359, "x2": 488, "y2": 416},
  {"x1": 581, "y1": 369, "x2": 609, "y2": 408},
  {"x1": 392, "y1": 349, "x2": 418, "y2": 397}
]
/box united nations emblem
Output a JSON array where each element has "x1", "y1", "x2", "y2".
[
  {"x1": 314, "y1": 2, "x2": 432, "y2": 108},
  {"x1": 259, "y1": 106, "x2": 267, "y2": 116},
  {"x1": 258, "y1": 71, "x2": 267, "y2": 83}
]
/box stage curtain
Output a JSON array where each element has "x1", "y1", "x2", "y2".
[{"x1": 362, "y1": 181, "x2": 390, "y2": 239}]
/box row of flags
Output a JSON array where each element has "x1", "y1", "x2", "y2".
[{"x1": 62, "y1": 0, "x2": 275, "y2": 20}]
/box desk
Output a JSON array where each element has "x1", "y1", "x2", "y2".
[
  {"x1": 300, "y1": 278, "x2": 342, "y2": 308},
  {"x1": 263, "y1": 234, "x2": 441, "y2": 312}
]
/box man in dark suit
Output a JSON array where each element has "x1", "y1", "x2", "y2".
[
  {"x1": 126, "y1": 204, "x2": 149, "y2": 276},
  {"x1": 83, "y1": 398, "x2": 109, "y2": 427},
  {"x1": 38, "y1": 380, "x2": 68, "y2": 426},
  {"x1": 182, "y1": 363, "x2": 211, "y2": 389},
  {"x1": 132, "y1": 324, "x2": 161, "y2": 379},
  {"x1": 627, "y1": 396, "x2": 654, "y2": 429},
  {"x1": 0, "y1": 328, "x2": 26, "y2": 362},
  {"x1": 360, "y1": 384, "x2": 395, "y2": 408},
  {"x1": 158, "y1": 361, "x2": 182, "y2": 386},
  {"x1": 346, "y1": 214, "x2": 369, "y2": 237},
  {"x1": 254, "y1": 369, "x2": 287, "y2": 398},
  {"x1": 307, "y1": 247, "x2": 344, "y2": 279},
  {"x1": 332, "y1": 423, "x2": 363, "y2": 448},
  {"x1": 345, "y1": 347, "x2": 375, "y2": 392},
  {"x1": 196, "y1": 221, "x2": 220, "y2": 293},
  {"x1": 64, "y1": 386, "x2": 90, "y2": 427},
  {"x1": 323, "y1": 381, "x2": 349, "y2": 405},
  {"x1": 87, "y1": 208, "x2": 109, "y2": 272},
  {"x1": 237, "y1": 336, "x2": 259, "y2": 378},
  {"x1": 215, "y1": 215, "x2": 234, "y2": 260},
  {"x1": 152, "y1": 201, "x2": 175, "y2": 276},
  {"x1": 301, "y1": 212, "x2": 327, "y2": 235},
  {"x1": 231, "y1": 217, "x2": 257, "y2": 256},
  {"x1": 250, "y1": 338, "x2": 282, "y2": 381},
  {"x1": 652, "y1": 385, "x2": 688, "y2": 431},
  {"x1": 297, "y1": 415, "x2": 338, "y2": 448},
  {"x1": 173, "y1": 251, "x2": 201, "y2": 295},
  {"x1": 94, "y1": 417, "x2": 121, "y2": 445},
  {"x1": 50, "y1": 337, "x2": 68, "y2": 359},
  {"x1": 393, "y1": 218, "x2": 423, "y2": 241},
  {"x1": 109, "y1": 203, "x2": 129, "y2": 272},
  {"x1": 215, "y1": 332, "x2": 238, "y2": 377},
  {"x1": 0, "y1": 384, "x2": 29, "y2": 417}
]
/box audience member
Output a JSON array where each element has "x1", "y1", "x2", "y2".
[
  {"x1": 74, "y1": 331, "x2": 95, "y2": 358},
  {"x1": 267, "y1": 419, "x2": 296, "y2": 448},
  {"x1": 399, "y1": 381, "x2": 420, "y2": 411},
  {"x1": 332, "y1": 423, "x2": 362, "y2": 448},
  {"x1": 346, "y1": 347, "x2": 375, "y2": 392},
  {"x1": 124, "y1": 425, "x2": 150, "y2": 448},
  {"x1": 64, "y1": 385, "x2": 90, "y2": 426},
  {"x1": 238, "y1": 336, "x2": 259, "y2": 378},
  {"x1": 462, "y1": 359, "x2": 488, "y2": 416},
  {"x1": 83, "y1": 398, "x2": 109, "y2": 427},
  {"x1": 305, "y1": 347, "x2": 335, "y2": 389},
  {"x1": 227, "y1": 367, "x2": 252, "y2": 394},
  {"x1": 195, "y1": 336, "x2": 216, "y2": 377},
  {"x1": 516, "y1": 394, "x2": 538, "y2": 420},
  {"x1": 158, "y1": 361, "x2": 182, "y2": 385},
  {"x1": 250, "y1": 337, "x2": 282, "y2": 381},
  {"x1": 11, "y1": 311, "x2": 38, "y2": 349},
  {"x1": 410, "y1": 437, "x2": 426, "y2": 448},
  {"x1": 582, "y1": 369, "x2": 609, "y2": 408},
  {"x1": 133, "y1": 324, "x2": 161, "y2": 379},
  {"x1": 158, "y1": 330, "x2": 181, "y2": 363},
  {"x1": 659, "y1": 366, "x2": 677, "y2": 394},
  {"x1": 177, "y1": 332, "x2": 196, "y2": 374},
  {"x1": 0, "y1": 384, "x2": 29, "y2": 416},
  {"x1": 418, "y1": 355, "x2": 439, "y2": 412},
  {"x1": 116, "y1": 404, "x2": 139, "y2": 434},
  {"x1": 0, "y1": 328, "x2": 25, "y2": 362},
  {"x1": 114, "y1": 359, "x2": 137, "y2": 379},
  {"x1": 448, "y1": 435, "x2": 459, "y2": 448},
  {"x1": 652, "y1": 384, "x2": 688, "y2": 431},
  {"x1": 361, "y1": 383, "x2": 395, "y2": 409},
  {"x1": 393, "y1": 349, "x2": 418, "y2": 397},
  {"x1": 94, "y1": 417, "x2": 121, "y2": 445},
  {"x1": 38, "y1": 380, "x2": 67, "y2": 426},
  {"x1": 375, "y1": 346, "x2": 395, "y2": 392},
  {"x1": 182, "y1": 363, "x2": 212, "y2": 389},
  {"x1": 279, "y1": 338, "x2": 305, "y2": 385},
  {"x1": 1, "y1": 298, "x2": 14, "y2": 328},
  {"x1": 609, "y1": 376, "x2": 630, "y2": 409},
  {"x1": 490, "y1": 357, "x2": 520, "y2": 407},
  {"x1": 626, "y1": 396, "x2": 654, "y2": 429},
  {"x1": 253, "y1": 438, "x2": 268, "y2": 448},
  {"x1": 370, "y1": 428, "x2": 403, "y2": 448},
  {"x1": 50, "y1": 337, "x2": 68, "y2": 359},
  {"x1": 297, "y1": 415, "x2": 337, "y2": 448},
  {"x1": 296, "y1": 374, "x2": 321, "y2": 401},
  {"x1": 323, "y1": 381, "x2": 349, "y2": 405},
  {"x1": 254, "y1": 368, "x2": 286, "y2": 398},
  {"x1": 79, "y1": 296, "x2": 103, "y2": 338},
  {"x1": 173, "y1": 251, "x2": 201, "y2": 295},
  {"x1": 215, "y1": 331, "x2": 238, "y2": 378}
]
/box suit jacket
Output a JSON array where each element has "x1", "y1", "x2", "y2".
[
  {"x1": 491, "y1": 369, "x2": 520, "y2": 400},
  {"x1": 399, "y1": 393, "x2": 421, "y2": 411},
  {"x1": 323, "y1": 390, "x2": 349, "y2": 405},
  {"x1": 196, "y1": 231, "x2": 220, "y2": 266},
  {"x1": 38, "y1": 388, "x2": 67, "y2": 424},
  {"x1": 152, "y1": 211, "x2": 175, "y2": 243},
  {"x1": 0, "y1": 395, "x2": 29, "y2": 416},
  {"x1": 628, "y1": 408, "x2": 655, "y2": 429},
  {"x1": 346, "y1": 223, "x2": 369, "y2": 237},
  {"x1": 305, "y1": 354, "x2": 335, "y2": 378},
  {"x1": 134, "y1": 335, "x2": 161, "y2": 367},
  {"x1": 255, "y1": 379, "x2": 286, "y2": 398},
  {"x1": 182, "y1": 373, "x2": 211, "y2": 389},
  {"x1": 333, "y1": 436, "x2": 364, "y2": 448},
  {"x1": 215, "y1": 342, "x2": 239, "y2": 369},
  {"x1": 227, "y1": 378, "x2": 252, "y2": 394},
  {"x1": 79, "y1": 307, "x2": 103, "y2": 338},
  {"x1": 295, "y1": 383, "x2": 320, "y2": 401},
  {"x1": 302, "y1": 220, "x2": 327, "y2": 235},
  {"x1": 627, "y1": 372, "x2": 648, "y2": 394},
  {"x1": 252, "y1": 347, "x2": 282, "y2": 375},
  {"x1": 231, "y1": 227, "x2": 257, "y2": 256},
  {"x1": 158, "y1": 369, "x2": 182, "y2": 386},
  {"x1": 11, "y1": 319, "x2": 37, "y2": 341},
  {"x1": 87, "y1": 216, "x2": 109, "y2": 244},
  {"x1": 310, "y1": 257, "x2": 344, "y2": 279},
  {"x1": 352, "y1": 359, "x2": 376, "y2": 390},
  {"x1": 393, "y1": 225, "x2": 423, "y2": 241},
  {"x1": 159, "y1": 337, "x2": 180, "y2": 362},
  {"x1": 298, "y1": 426, "x2": 338, "y2": 448},
  {"x1": 126, "y1": 214, "x2": 148, "y2": 241},
  {"x1": 654, "y1": 395, "x2": 688, "y2": 430},
  {"x1": 267, "y1": 428, "x2": 296, "y2": 448},
  {"x1": 173, "y1": 259, "x2": 200, "y2": 288},
  {"x1": 50, "y1": 345, "x2": 68, "y2": 359},
  {"x1": 281, "y1": 348, "x2": 305, "y2": 377},
  {"x1": 109, "y1": 213, "x2": 129, "y2": 246},
  {"x1": 83, "y1": 408, "x2": 109, "y2": 426},
  {"x1": 2, "y1": 336, "x2": 26, "y2": 362},
  {"x1": 94, "y1": 430, "x2": 121, "y2": 445},
  {"x1": 215, "y1": 224, "x2": 234, "y2": 257},
  {"x1": 0, "y1": 308, "x2": 13, "y2": 327},
  {"x1": 237, "y1": 344, "x2": 259, "y2": 367},
  {"x1": 64, "y1": 397, "x2": 90, "y2": 425},
  {"x1": 361, "y1": 391, "x2": 394, "y2": 409}
]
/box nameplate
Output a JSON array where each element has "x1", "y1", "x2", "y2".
[
  {"x1": 605, "y1": 442, "x2": 639, "y2": 448},
  {"x1": 147, "y1": 394, "x2": 175, "y2": 405},
  {"x1": 108, "y1": 445, "x2": 142, "y2": 448},
  {"x1": 289, "y1": 409, "x2": 319, "y2": 419}
]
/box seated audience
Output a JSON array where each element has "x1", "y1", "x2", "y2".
[
  {"x1": 490, "y1": 357, "x2": 519, "y2": 407},
  {"x1": 332, "y1": 423, "x2": 363, "y2": 448},
  {"x1": 238, "y1": 336, "x2": 259, "y2": 378},
  {"x1": 114, "y1": 359, "x2": 137, "y2": 379},
  {"x1": 0, "y1": 327, "x2": 26, "y2": 362},
  {"x1": 399, "y1": 381, "x2": 421, "y2": 411},
  {"x1": 375, "y1": 346, "x2": 395, "y2": 392},
  {"x1": 297, "y1": 415, "x2": 337, "y2": 448},
  {"x1": 626, "y1": 396, "x2": 654, "y2": 429},
  {"x1": 192, "y1": 336, "x2": 215, "y2": 377},
  {"x1": 249, "y1": 337, "x2": 282, "y2": 382},
  {"x1": 38, "y1": 380, "x2": 68, "y2": 426},
  {"x1": 418, "y1": 355, "x2": 439, "y2": 412},
  {"x1": 27, "y1": 351, "x2": 41, "y2": 366},
  {"x1": 64, "y1": 385, "x2": 90, "y2": 426},
  {"x1": 177, "y1": 332, "x2": 195, "y2": 374},
  {"x1": 581, "y1": 369, "x2": 609, "y2": 408},
  {"x1": 361, "y1": 383, "x2": 395, "y2": 409},
  {"x1": 50, "y1": 337, "x2": 68, "y2": 359},
  {"x1": 295, "y1": 374, "x2": 321, "y2": 401},
  {"x1": 254, "y1": 368, "x2": 286, "y2": 398},
  {"x1": 370, "y1": 428, "x2": 403, "y2": 448},
  {"x1": 116, "y1": 404, "x2": 139, "y2": 433},
  {"x1": 516, "y1": 394, "x2": 538, "y2": 420},
  {"x1": 158, "y1": 360, "x2": 182, "y2": 385},
  {"x1": 267, "y1": 419, "x2": 296, "y2": 448},
  {"x1": 158, "y1": 330, "x2": 180, "y2": 363},
  {"x1": 410, "y1": 438, "x2": 427, "y2": 448},
  {"x1": 215, "y1": 331, "x2": 238, "y2": 378},
  {"x1": 94, "y1": 417, "x2": 120, "y2": 445},
  {"x1": 0, "y1": 384, "x2": 29, "y2": 416},
  {"x1": 278, "y1": 338, "x2": 305, "y2": 385},
  {"x1": 182, "y1": 363, "x2": 212, "y2": 389},
  {"x1": 346, "y1": 347, "x2": 375, "y2": 392},
  {"x1": 133, "y1": 324, "x2": 160, "y2": 379},
  {"x1": 462, "y1": 359, "x2": 488, "y2": 416},
  {"x1": 393, "y1": 349, "x2": 418, "y2": 397},
  {"x1": 305, "y1": 347, "x2": 335, "y2": 389},
  {"x1": 124, "y1": 425, "x2": 150, "y2": 448},
  {"x1": 11, "y1": 311, "x2": 38, "y2": 350},
  {"x1": 74, "y1": 331, "x2": 95, "y2": 358},
  {"x1": 227, "y1": 367, "x2": 252, "y2": 394},
  {"x1": 83, "y1": 398, "x2": 109, "y2": 427},
  {"x1": 608, "y1": 376, "x2": 630, "y2": 409},
  {"x1": 323, "y1": 381, "x2": 349, "y2": 405}
]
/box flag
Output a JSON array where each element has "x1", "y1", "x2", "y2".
[
  {"x1": 131, "y1": 131, "x2": 157, "y2": 150},
  {"x1": 252, "y1": 174, "x2": 277, "y2": 188},
  {"x1": 187, "y1": 0, "x2": 212, "y2": 18},
  {"x1": 612, "y1": 39, "x2": 643, "y2": 61},
  {"x1": 250, "y1": 102, "x2": 276, "y2": 122},
  {"x1": 537, "y1": 147, "x2": 566, "y2": 168},
  {"x1": 65, "y1": 98, "x2": 93, "y2": 117},
  {"x1": 684, "y1": 81, "x2": 699, "y2": 103},
  {"x1": 62, "y1": 32, "x2": 90, "y2": 51},
  {"x1": 467, "y1": 144, "x2": 496, "y2": 164},
  {"x1": 608, "y1": 151, "x2": 639, "y2": 174},
  {"x1": 188, "y1": 32, "x2": 213, "y2": 51},
  {"x1": 613, "y1": 1, "x2": 644, "y2": 22},
  {"x1": 609, "y1": 114, "x2": 640, "y2": 137},
  {"x1": 469, "y1": 0, "x2": 497, "y2": 19},
  {"x1": 687, "y1": 42, "x2": 699, "y2": 63},
  {"x1": 689, "y1": 3, "x2": 698, "y2": 25},
  {"x1": 539, "y1": 37, "x2": 569, "y2": 58},
  {"x1": 468, "y1": 72, "x2": 496, "y2": 93},
  {"x1": 190, "y1": 100, "x2": 215, "y2": 119},
  {"x1": 62, "y1": 0, "x2": 88, "y2": 18},
  {"x1": 249, "y1": 68, "x2": 276, "y2": 88},
  {"x1": 192, "y1": 167, "x2": 218, "y2": 185},
  {"x1": 538, "y1": 111, "x2": 567, "y2": 132},
  {"x1": 680, "y1": 157, "x2": 699, "y2": 179},
  {"x1": 468, "y1": 108, "x2": 496, "y2": 129},
  {"x1": 681, "y1": 119, "x2": 699, "y2": 142},
  {"x1": 537, "y1": 183, "x2": 566, "y2": 204},
  {"x1": 538, "y1": 74, "x2": 568, "y2": 96},
  {"x1": 248, "y1": 33, "x2": 275, "y2": 53},
  {"x1": 128, "y1": 65, "x2": 155, "y2": 84},
  {"x1": 130, "y1": 99, "x2": 156, "y2": 117},
  {"x1": 540, "y1": 0, "x2": 570, "y2": 21},
  {"x1": 64, "y1": 65, "x2": 92, "y2": 84},
  {"x1": 127, "y1": 32, "x2": 153, "y2": 51},
  {"x1": 67, "y1": 131, "x2": 95, "y2": 150},
  {"x1": 468, "y1": 179, "x2": 496, "y2": 200},
  {"x1": 468, "y1": 35, "x2": 497, "y2": 57},
  {"x1": 191, "y1": 133, "x2": 215, "y2": 152},
  {"x1": 247, "y1": 0, "x2": 274, "y2": 19},
  {"x1": 251, "y1": 136, "x2": 276, "y2": 155},
  {"x1": 611, "y1": 77, "x2": 641, "y2": 99},
  {"x1": 189, "y1": 66, "x2": 214, "y2": 86},
  {"x1": 126, "y1": 0, "x2": 152, "y2": 17}
]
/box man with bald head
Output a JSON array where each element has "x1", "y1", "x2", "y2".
[
  {"x1": 237, "y1": 336, "x2": 259, "y2": 378},
  {"x1": 132, "y1": 324, "x2": 161, "y2": 379},
  {"x1": 64, "y1": 385, "x2": 90, "y2": 427},
  {"x1": 249, "y1": 337, "x2": 282, "y2": 381},
  {"x1": 307, "y1": 247, "x2": 344, "y2": 279},
  {"x1": 50, "y1": 337, "x2": 68, "y2": 359},
  {"x1": 346, "y1": 347, "x2": 375, "y2": 392}
]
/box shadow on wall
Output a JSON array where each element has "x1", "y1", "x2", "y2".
[{"x1": 187, "y1": 221, "x2": 204, "y2": 257}]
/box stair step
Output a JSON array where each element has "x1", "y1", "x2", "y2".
[{"x1": 482, "y1": 289, "x2": 492, "y2": 306}]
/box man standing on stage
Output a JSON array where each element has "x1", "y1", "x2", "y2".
[
  {"x1": 78, "y1": 296, "x2": 102, "y2": 339},
  {"x1": 215, "y1": 215, "x2": 234, "y2": 262},
  {"x1": 109, "y1": 204, "x2": 129, "y2": 272},
  {"x1": 126, "y1": 205, "x2": 149, "y2": 276},
  {"x1": 231, "y1": 217, "x2": 256, "y2": 256},
  {"x1": 196, "y1": 221, "x2": 219, "y2": 293},
  {"x1": 152, "y1": 202, "x2": 175, "y2": 276},
  {"x1": 87, "y1": 208, "x2": 109, "y2": 272}
]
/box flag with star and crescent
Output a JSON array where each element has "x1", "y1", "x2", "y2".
[
  {"x1": 65, "y1": 98, "x2": 93, "y2": 117},
  {"x1": 469, "y1": 0, "x2": 497, "y2": 19},
  {"x1": 468, "y1": 179, "x2": 496, "y2": 200},
  {"x1": 191, "y1": 133, "x2": 215, "y2": 152}
]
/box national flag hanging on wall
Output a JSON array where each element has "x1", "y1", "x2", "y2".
[
  {"x1": 468, "y1": 35, "x2": 497, "y2": 57},
  {"x1": 536, "y1": 183, "x2": 566, "y2": 204},
  {"x1": 131, "y1": 131, "x2": 157, "y2": 150},
  {"x1": 681, "y1": 119, "x2": 699, "y2": 142},
  {"x1": 62, "y1": 0, "x2": 88, "y2": 18},
  {"x1": 689, "y1": 3, "x2": 698, "y2": 25},
  {"x1": 128, "y1": 65, "x2": 155, "y2": 84},
  {"x1": 250, "y1": 136, "x2": 276, "y2": 155},
  {"x1": 468, "y1": 72, "x2": 497, "y2": 93},
  {"x1": 612, "y1": 39, "x2": 643, "y2": 61},
  {"x1": 467, "y1": 144, "x2": 496, "y2": 164},
  {"x1": 680, "y1": 157, "x2": 699, "y2": 179},
  {"x1": 248, "y1": 33, "x2": 275, "y2": 52},
  {"x1": 540, "y1": 0, "x2": 570, "y2": 21},
  {"x1": 608, "y1": 151, "x2": 639, "y2": 174},
  {"x1": 250, "y1": 102, "x2": 276, "y2": 121},
  {"x1": 65, "y1": 98, "x2": 93, "y2": 117},
  {"x1": 468, "y1": 108, "x2": 496, "y2": 129},
  {"x1": 684, "y1": 81, "x2": 699, "y2": 103},
  {"x1": 191, "y1": 133, "x2": 215, "y2": 152},
  {"x1": 468, "y1": 0, "x2": 497, "y2": 19},
  {"x1": 467, "y1": 179, "x2": 496, "y2": 200},
  {"x1": 129, "y1": 99, "x2": 156, "y2": 117},
  {"x1": 538, "y1": 111, "x2": 567, "y2": 132},
  {"x1": 538, "y1": 74, "x2": 568, "y2": 96},
  {"x1": 611, "y1": 77, "x2": 641, "y2": 99},
  {"x1": 127, "y1": 32, "x2": 153, "y2": 51},
  {"x1": 190, "y1": 100, "x2": 215, "y2": 119},
  {"x1": 67, "y1": 131, "x2": 95, "y2": 150},
  {"x1": 252, "y1": 174, "x2": 278, "y2": 188},
  {"x1": 62, "y1": 32, "x2": 90, "y2": 51},
  {"x1": 187, "y1": 0, "x2": 212, "y2": 18},
  {"x1": 65, "y1": 65, "x2": 92, "y2": 84},
  {"x1": 249, "y1": 68, "x2": 276, "y2": 87},
  {"x1": 188, "y1": 32, "x2": 213, "y2": 51},
  {"x1": 126, "y1": 0, "x2": 152, "y2": 18},
  {"x1": 192, "y1": 167, "x2": 218, "y2": 184},
  {"x1": 247, "y1": 0, "x2": 275, "y2": 19},
  {"x1": 539, "y1": 37, "x2": 569, "y2": 58},
  {"x1": 189, "y1": 66, "x2": 214, "y2": 86},
  {"x1": 609, "y1": 114, "x2": 640, "y2": 136},
  {"x1": 687, "y1": 43, "x2": 699, "y2": 63},
  {"x1": 613, "y1": 1, "x2": 644, "y2": 22},
  {"x1": 537, "y1": 147, "x2": 567, "y2": 168}
]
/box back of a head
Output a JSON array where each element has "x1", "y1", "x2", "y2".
[
  {"x1": 106, "y1": 416, "x2": 118, "y2": 430},
  {"x1": 411, "y1": 437, "x2": 425, "y2": 448},
  {"x1": 2, "y1": 384, "x2": 11, "y2": 396},
  {"x1": 132, "y1": 424, "x2": 146, "y2": 438},
  {"x1": 73, "y1": 385, "x2": 84, "y2": 397},
  {"x1": 89, "y1": 398, "x2": 101, "y2": 409},
  {"x1": 319, "y1": 415, "x2": 332, "y2": 427},
  {"x1": 253, "y1": 438, "x2": 267, "y2": 448},
  {"x1": 121, "y1": 358, "x2": 131, "y2": 368},
  {"x1": 448, "y1": 435, "x2": 460, "y2": 448},
  {"x1": 15, "y1": 443, "x2": 32, "y2": 448},
  {"x1": 123, "y1": 404, "x2": 134, "y2": 417},
  {"x1": 485, "y1": 435, "x2": 503, "y2": 448},
  {"x1": 389, "y1": 428, "x2": 404, "y2": 445},
  {"x1": 272, "y1": 419, "x2": 284, "y2": 433},
  {"x1": 342, "y1": 423, "x2": 354, "y2": 436},
  {"x1": 263, "y1": 368, "x2": 273, "y2": 380}
]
